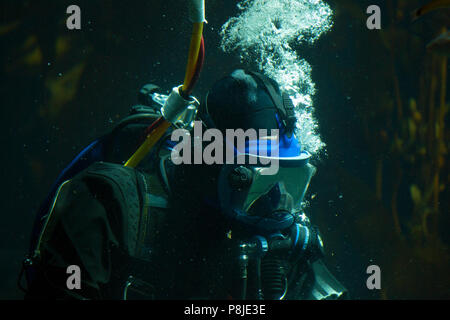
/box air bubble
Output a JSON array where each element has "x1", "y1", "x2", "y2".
[{"x1": 220, "y1": 0, "x2": 334, "y2": 156}]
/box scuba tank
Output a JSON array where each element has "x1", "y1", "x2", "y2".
[
  {"x1": 20, "y1": 0, "x2": 207, "y2": 299},
  {"x1": 19, "y1": 84, "x2": 200, "y2": 296}
]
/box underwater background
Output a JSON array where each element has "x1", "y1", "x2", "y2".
[{"x1": 0, "y1": 0, "x2": 448, "y2": 299}]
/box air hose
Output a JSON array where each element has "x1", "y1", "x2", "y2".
[
  {"x1": 182, "y1": 23, "x2": 205, "y2": 97},
  {"x1": 184, "y1": 35, "x2": 205, "y2": 96},
  {"x1": 125, "y1": 0, "x2": 206, "y2": 168},
  {"x1": 261, "y1": 258, "x2": 287, "y2": 300}
]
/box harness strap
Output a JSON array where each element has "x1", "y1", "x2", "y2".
[{"x1": 33, "y1": 180, "x2": 71, "y2": 262}]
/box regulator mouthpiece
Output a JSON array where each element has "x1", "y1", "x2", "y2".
[
  {"x1": 189, "y1": 0, "x2": 206, "y2": 23},
  {"x1": 161, "y1": 85, "x2": 195, "y2": 124}
]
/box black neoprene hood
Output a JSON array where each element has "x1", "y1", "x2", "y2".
[{"x1": 203, "y1": 69, "x2": 282, "y2": 132}]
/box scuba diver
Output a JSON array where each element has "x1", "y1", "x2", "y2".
[{"x1": 19, "y1": 69, "x2": 347, "y2": 300}]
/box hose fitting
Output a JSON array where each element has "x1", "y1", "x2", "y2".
[{"x1": 161, "y1": 85, "x2": 195, "y2": 123}]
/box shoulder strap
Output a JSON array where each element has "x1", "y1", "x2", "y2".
[
  {"x1": 33, "y1": 180, "x2": 72, "y2": 262},
  {"x1": 84, "y1": 162, "x2": 144, "y2": 257},
  {"x1": 134, "y1": 168, "x2": 171, "y2": 261}
]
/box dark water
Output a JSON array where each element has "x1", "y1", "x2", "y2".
[{"x1": 0, "y1": 0, "x2": 448, "y2": 299}]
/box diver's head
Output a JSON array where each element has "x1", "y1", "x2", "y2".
[
  {"x1": 197, "y1": 69, "x2": 316, "y2": 235},
  {"x1": 202, "y1": 69, "x2": 300, "y2": 136}
]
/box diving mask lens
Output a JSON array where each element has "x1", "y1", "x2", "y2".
[{"x1": 243, "y1": 163, "x2": 316, "y2": 214}]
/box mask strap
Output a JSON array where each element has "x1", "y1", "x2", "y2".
[{"x1": 245, "y1": 70, "x2": 296, "y2": 137}]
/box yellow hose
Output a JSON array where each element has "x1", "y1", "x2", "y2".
[
  {"x1": 182, "y1": 22, "x2": 204, "y2": 94},
  {"x1": 124, "y1": 20, "x2": 204, "y2": 168},
  {"x1": 124, "y1": 120, "x2": 171, "y2": 168}
]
